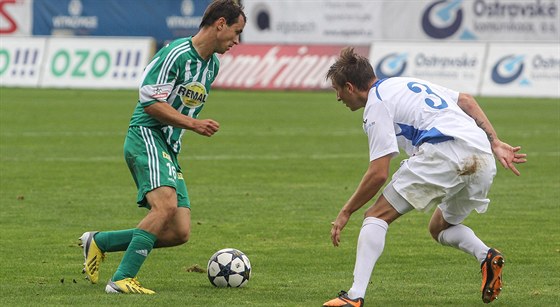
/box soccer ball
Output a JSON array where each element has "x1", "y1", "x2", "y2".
[{"x1": 207, "y1": 248, "x2": 251, "y2": 287}]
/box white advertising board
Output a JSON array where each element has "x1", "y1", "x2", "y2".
[
  {"x1": 40, "y1": 37, "x2": 155, "y2": 89},
  {"x1": 480, "y1": 43, "x2": 560, "y2": 98},
  {"x1": 242, "y1": 0, "x2": 382, "y2": 44},
  {"x1": 0, "y1": 36, "x2": 46, "y2": 87},
  {"x1": 380, "y1": 0, "x2": 560, "y2": 42},
  {"x1": 243, "y1": 0, "x2": 560, "y2": 43},
  {"x1": 0, "y1": 0, "x2": 32, "y2": 36},
  {"x1": 368, "y1": 42, "x2": 487, "y2": 94}
]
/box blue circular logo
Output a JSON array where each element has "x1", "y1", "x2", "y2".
[
  {"x1": 491, "y1": 55, "x2": 525, "y2": 84},
  {"x1": 375, "y1": 53, "x2": 407, "y2": 78},
  {"x1": 422, "y1": 0, "x2": 463, "y2": 39}
]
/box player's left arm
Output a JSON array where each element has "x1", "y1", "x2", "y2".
[
  {"x1": 457, "y1": 93, "x2": 527, "y2": 176},
  {"x1": 331, "y1": 154, "x2": 392, "y2": 247}
]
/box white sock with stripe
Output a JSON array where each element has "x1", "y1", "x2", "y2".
[{"x1": 347, "y1": 217, "x2": 389, "y2": 300}]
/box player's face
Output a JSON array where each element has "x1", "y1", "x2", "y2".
[
  {"x1": 332, "y1": 81, "x2": 362, "y2": 111},
  {"x1": 215, "y1": 15, "x2": 246, "y2": 54}
]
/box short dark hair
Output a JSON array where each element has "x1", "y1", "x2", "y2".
[
  {"x1": 326, "y1": 47, "x2": 376, "y2": 91},
  {"x1": 199, "y1": 0, "x2": 246, "y2": 28}
]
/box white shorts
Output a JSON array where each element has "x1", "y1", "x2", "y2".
[{"x1": 382, "y1": 140, "x2": 496, "y2": 225}]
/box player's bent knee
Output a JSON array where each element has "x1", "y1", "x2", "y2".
[
  {"x1": 429, "y1": 208, "x2": 450, "y2": 242},
  {"x1": 156, "y1": 205, "x2": 178, "y2": 222},
  {"x1": 176, "y1": 229, "x2": 190, "y2": 244},
  {"x1": 428, "y1": 226, "x2": 442, "y2": 242}
]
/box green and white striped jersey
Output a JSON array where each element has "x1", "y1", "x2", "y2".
[{"x1": 129, "y1": 37, "x2": 220, "y2": 153}]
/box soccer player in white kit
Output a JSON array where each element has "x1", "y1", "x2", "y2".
[{"x1": 322, "y1": 48, "x2": 527, "y2": 307}]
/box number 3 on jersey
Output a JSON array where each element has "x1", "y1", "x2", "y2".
[{"x1": 407, "y1": 82, "x2": 448, "y2": 109}]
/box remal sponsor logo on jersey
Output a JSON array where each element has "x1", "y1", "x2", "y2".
[
  {"x1": 375, "y1": 53, "x2": 407, "y2": 78},
  {"x1": 178, "y1": 81, "x2": 207, "y2": 107},
  {"x1": 422, "y1": 0, "x2": 464, "y2": 39},
  {"x1": 491, "y1": 55, "x2": 525, "y2": 84}
]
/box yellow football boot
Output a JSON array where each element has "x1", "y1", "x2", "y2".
[
  {"x1": 79, "y1": 231, "x2": 105, "y2": 284},
  {"x1": 105, "y1": 277, "x2": 155, "y2": 294}
]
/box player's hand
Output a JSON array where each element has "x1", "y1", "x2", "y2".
[
  {"x1": 331, "y1": 210, "x2": 351, "y2": 247},
  {"x1": 492, "y1": 140, "x2": 527, "y2": 176},
  {"x1": 193, "y1": 119, "x2": 220, "y2": 137}
]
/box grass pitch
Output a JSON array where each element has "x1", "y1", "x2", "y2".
[{"x1": 0, "y1": 88, "x2": 558, "y2": 306}]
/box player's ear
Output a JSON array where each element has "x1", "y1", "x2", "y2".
[
  {"x1": 345, "y1": 82, "x2": 354, "y2": 93},
  {"x1": 216, "y1": 17, "x2": 226, "y2": 31}
]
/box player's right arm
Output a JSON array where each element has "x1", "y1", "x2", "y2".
[
  {"x1": 331, "y1": 154, "x2": 391, "y2": 247},
  {"x1": 457, "y1": 93, "x2": 527, "y2": 175},
  {"x1": 144, "y1": 102, "x2": 219, "y2": 137}
]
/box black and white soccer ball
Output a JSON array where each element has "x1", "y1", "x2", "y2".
[{"x1": 207, "y1": 248, "x2": 251, "y2": 287}]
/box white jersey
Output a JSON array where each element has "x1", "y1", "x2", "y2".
[{"x1": 363, "y1": 77, "x2": 492, "y2": 161}]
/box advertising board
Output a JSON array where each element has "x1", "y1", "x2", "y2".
[
  {"x1": 480, "y1": 43, "x2": 560, "y2": 97},
  {"x1": 214, "y1": 44, "x2": 370, "y2": 90},
  {"x1": 0, "y1": 36, "x2": 46, "y2": 87},
  {"x1": 243, "y1": 0, "x2": 560, "y2": 43},
  {"x1": 39, "y1": 37, "x2": 154, "y2": 89},
  {"x1": 241, "y1": 1, "x2": 381, "y2": 44},
  {"x1": 32, "y1": 0, "x2": 210, "y2": 46},
  {"x1": 369, "y1": 42, "x2": 487, "y2": 94},
  {"x1": 0, "y1": 0, "x2": 32, "y2": 35},
  {"x1": 390, "y1": 0, "x2": 560, "y2": 42}
]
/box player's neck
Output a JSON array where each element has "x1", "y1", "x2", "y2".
[{"x1": 191, "y1": 30, "x2": 215, "y2": 61}]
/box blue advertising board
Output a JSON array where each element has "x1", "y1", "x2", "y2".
[{"x1": 32, "y1": 0, "x2": 212, "y2": 46}]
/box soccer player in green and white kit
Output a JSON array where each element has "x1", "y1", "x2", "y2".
[{"x1": 79, "y1": 0, "x2": 246, "y2": 294}]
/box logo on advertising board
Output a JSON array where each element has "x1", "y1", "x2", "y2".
[
  {"x1": 49, "y1": 48, "x2": 144, "y2": 81},
  {"x1": 0, "y1": 47, "x2": 40, "y2": 78},
  {"x1": 370, "y1": 43, "x2": 484, "y2": 93},
  {"x1": 0, "y1": 38, "x2": 45, "y2": 87},
  {"x1": 375, "y1": 53, "x2": 408, "y2": 78},
  {"x1": 422, "y1": 0, "x2": 559, "y2": 41},
  {"x1": 482, "y1": 44, "x2": 559, "y2": 97},
  {"x1": 166, "y1": 0, "x2": 207, "y2": 38},
  {"x1": 51, "y1": 0, "x2": 98, "y2": 33},
  {"x1": 0, "y1": 0, "x2": 31, "y2": 35},
  {"x1": 39, "y1": 37, "x2": 153, "y2": 89},
  {"x1": 491, "y1": 55, "x2": 526, "y2": 85},
  {"x1": 0, "y1": 0, "x2": 17, "y2": 34},
  {"x1": 251, "y1": 3, "x2": 271, "y2": 31},
  {"x1": 491, "y1": 52, "x2": 560, "y2": 86},
  {"x1": 214, "y1": 45, "x2": 370, "y2": 90},
  {"x1": 422, "y1": 0, "x2": 471, "y2": 39}
]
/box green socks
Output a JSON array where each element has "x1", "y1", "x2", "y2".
[
  {"x1": 93, "y1": 229, "x2": 135, "y2": 252},
  {"x1": 111, "y1": 228, "x2": 157, "y2": 281}
]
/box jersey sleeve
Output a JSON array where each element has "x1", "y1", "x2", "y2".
[
  {"x1": 138, "y1": 53, "x2": 180, "y2": 107},
  {"x1": 364, "y1": 99, "x2": 400, "y2": 162}
]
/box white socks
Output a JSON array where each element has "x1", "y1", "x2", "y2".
[
  {"x1": 346, "y1": 219, "x2": 489, "y2": 300},
  {"x1": 437, "y1": 224, "x2": 489, "y2": 263},
  {"x1": 347, "y1": 217, "x2": 388, "y2": 300}
]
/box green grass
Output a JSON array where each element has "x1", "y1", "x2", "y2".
[{"x1": 0, "y1": 88, "x2": 559, "y2": 306}]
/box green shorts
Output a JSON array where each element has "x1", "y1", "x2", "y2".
[{"x1": 124, "y1": 126, "x2": 190, "y2": 209}]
